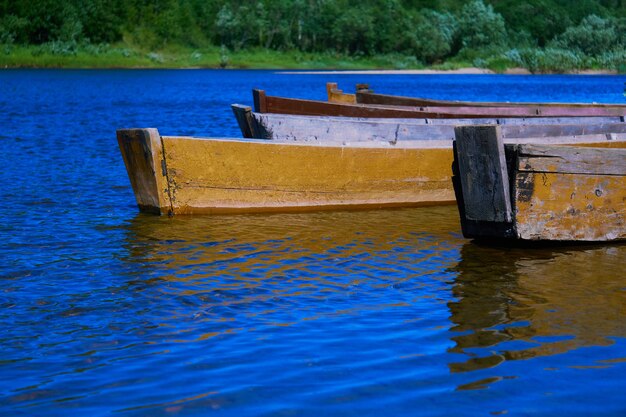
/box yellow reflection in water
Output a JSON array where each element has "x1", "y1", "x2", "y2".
[
  {"x1": 119, "y1": 206, "x2": 465, "y2": 338},
  {"x1": 120, "y1": 206, "x2": 625, "y2": 379},
  {"x1": 449, "y1": 242, "x2": 626, "y2": 373},
  {"x1": 122, "y1": 206, "x2": 464, "y2": 271}
]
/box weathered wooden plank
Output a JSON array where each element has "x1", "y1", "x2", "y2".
[
  {"x1": 501, "y1": 122, "x2": 626, "y2": 139},
  {"x1": 454, "y1": 125, "x2": 512, "y2": 222},
  {"x1": 250, "y1": 112, "x2": 456, "y2": 142},
  {"x1": 263, "y1": 93, "x2": 443, "y2": 118},
  {"x1": 452, "y1": 136, "x2": 626, "y2": 241},
  {"x1": 258, "y1": 91, "x2": 626, "y2": 119},
  {"x1": 158, "y1": 137, "x2": 455, "y2": 214},
  {"x1": 116, "y1": 128, "x2": 172, "y2": 215},
  {"x1": 498, "y1": 117, "x2": 622, "y2": 125},
  {"x1": 421, "y1": 105, "x2": 626, "y2": 117},
  {"x1": 231, "y1": 104, "x2": 255, "y2": 138},
  {"x1": 358, "y1": 91, "x2": 479, "y2": 107},
  {"x1": 515, "y1": 144, "x2": 626, "y2": 175},
  {"x1": 510, "y1": 133, "x2": 626, "y2": 145},
  {"x1": 253, "y1": 89, "x2": 267, "y2": 113},
  {"x1": 354, "y1": 87, "x2": 626, "y2": 109},
  {"x1": 244, "y1": 112, "x2": 626, "y2": 144},
  {"x1": 513, "y1": 171, "x2": 626, "y2": 241}
]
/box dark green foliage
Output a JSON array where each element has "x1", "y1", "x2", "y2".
[
  {"x1": 411, "y1": 10, "x2": 457, "y2": 63},
  {"x1": 457, "y1": 0, "x2": 507, "y2": 50},
  {"x1": 1, "y1": 0, "x2": 625, "y2": 70},
  {"x1": 493, "y1": 0, "x2": 572, "y2": 47},
  {"x1": 550, "y1": 15, "x2": 623, "y2": 56}
]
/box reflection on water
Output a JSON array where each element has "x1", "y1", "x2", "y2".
[
  {"x1": 119, "y1": 207, "x2": 464, "y2": 341},
  {"x1": 2, "y1": 204, "x2": 626, "y2": 415},
  {"x1": 449, "y1": 243, "x2": 626, "y2": 376}
]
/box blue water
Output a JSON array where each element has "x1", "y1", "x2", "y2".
[{"x1": 1, "y1": 70, "x2": 626, "y2": 416}]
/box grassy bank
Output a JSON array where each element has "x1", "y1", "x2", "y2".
[
  {"x1": 0, "y1": 43, "x2": 433, "y2": 70},
  {"x1": 0, "y1": 43, "x2": 622, "y2": 74},
  {"x1": 0, "y1": 44, "x2": 494, "y2": 71}
]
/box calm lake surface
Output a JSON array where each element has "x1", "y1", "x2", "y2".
[{"x1": 1, "y1": 70, "x2": 625, "y2": 416}]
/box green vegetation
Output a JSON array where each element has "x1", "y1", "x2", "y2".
[{"x1": 1, "y1": 0, "x2": 625, "y2": 72}]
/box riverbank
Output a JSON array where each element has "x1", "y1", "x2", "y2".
[{"x1": 0, "y1": 44, "x2": 621, "y2": 74}]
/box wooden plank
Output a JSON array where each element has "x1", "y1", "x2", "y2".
[
  {"x1": 253, "y1": 89, "x2": 267, "y2": 113},
  {"x1": 231, "y1": 104, "x2": 255, "y2": 138},
  {"x1": 116, "y1": 128, "x2": 172, "y2": 215},
  {"x1": 250, "y1": 112, "x2": 456, "y2": 143},
  {"x1": 158, "y1": 137, "x2": 455, "y2": 214},
  {"x1": 248, "y1": 112, "x2": 626, "y2": 144},
  {"x1": 509, "y1": 133, "x2": 626, "y2": 145},
  {"x1": 420, "y1": 105, "x2": 626, "y2": 117},
  {"x1": 497, "y1": 116, "x2": 621, "y2": 125},
  {"x1": 264, "y1": 94, "x2": 442, "y2": 118},
  {"x1": 358, "y1": 91, "x2": 463, "y2": 107},
  {"x1": 515, "y1": 144, "x2": 626, "y2": 175},
  {"x1": 501, "y1": 122, "x2": 626, "y2": 139},
  {"x1": 259, "y1": 92, "x2": 626, "y2": 119},
  {"x1": 454, "y1": 125, "x2": 512, "y2": 222},
  {"x1": 356, "y1": 89, "x2": 626, "y2": 109},
  {"x1": 513, "y1": 171, "x2": 626, "y2": 241}
]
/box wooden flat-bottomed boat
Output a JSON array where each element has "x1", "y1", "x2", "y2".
[
  {"x1": 118, "y1": 126, "x2": 626, "y2": 216},
  {"x1": 117, "y1": 128, "x2": 454, "y2": 215},
  {"x1": 327, "y1": 82, "x2": 626, "y2": 109},
  {"x1": 452, "y1": 125, "x2": 626, "y2": 242},
  {"x1": 232, "y1": 104, "x2": 626, "y2": 142},
  {"x1": 254, "y1": 89, "x2": 626, "y2": 119}
]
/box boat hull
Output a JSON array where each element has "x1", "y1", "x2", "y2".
[
  {"x1": 117, "y1": 129, "x2": 455, "y2": 215},
  {"x1": 254, "y1": 89, "x2": 626, "y2": 119},
  {"x1": 327, "y1": 83, "x2": 626, "y2": 109},
  {"x1": 452, "y1": 125, "x2": 626, "y2": 242}
]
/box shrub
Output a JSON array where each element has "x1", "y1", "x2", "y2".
[
  {"x1": 411, "y1": 10, "x2": 457, "y2": 64},
  {"x1": 506, "y1": 47, "x2": 585, "y2": 73},
  {"x1": 457, "y1": 0, "x2": 507, "y2": 50},
  {"x1": 147, "y1": 52, "x2": 164, "y2": 63},
  {"x1": 593, "y1": 50, "x2": 626, "y2": 70},
  {"x1": 36, "y1": 40, "x2": 79, "y2": 56},
  {"x1": 550, "y1": 15, "x2": 620, "y2": 57},
  {"x1": 219, "y1": 45, "x2": 230, "y2": 68}
]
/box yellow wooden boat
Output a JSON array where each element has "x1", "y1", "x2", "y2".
[
  {"x1": 117, "y1": 128, "x2": 454, "y2": 215},
  {"x1": 118, "y1": 126, "x2": 626, "y2": 216},
  {"x1": 452, "y1": 125, "x2": 626, "y2": 242}
]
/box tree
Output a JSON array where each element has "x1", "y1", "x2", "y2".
[
  {"x1": 550, "y1": 14, "x2": 621, "y2": 56},
  {"x1": 457, "y1": 0, "x2": 507, "y2": 50},
  {"x1": 411, "y1": 10, "x2": 457, "y2": 63}
]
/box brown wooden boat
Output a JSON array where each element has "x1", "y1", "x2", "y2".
[
  {"x1": 254, "y1": 89, "x2": 626, "y2": 119},
  {"x1": 327, "y1": 82, "x2": 626, "y2": 109},
  {"x1": 452, "y1": 125, "x2": 626, "y2": 242}
]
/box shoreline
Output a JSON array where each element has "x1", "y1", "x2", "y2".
[
  {"x1": 277, "y1": 67, "x2": 618, "y2": 75},
  {"x1": 2, "y1": 66, "x2": 620, "y2": 75},
  {"x1": 2, "y1": 65, "x2": 618, "y2": 75},
  {"x1": 1, "y1": 45, "x2": 621, "y2": 74}
]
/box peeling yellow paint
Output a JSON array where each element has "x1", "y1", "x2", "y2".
[{"x1": 515, "y1": 172, "x2": 625, "y2": 240}]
